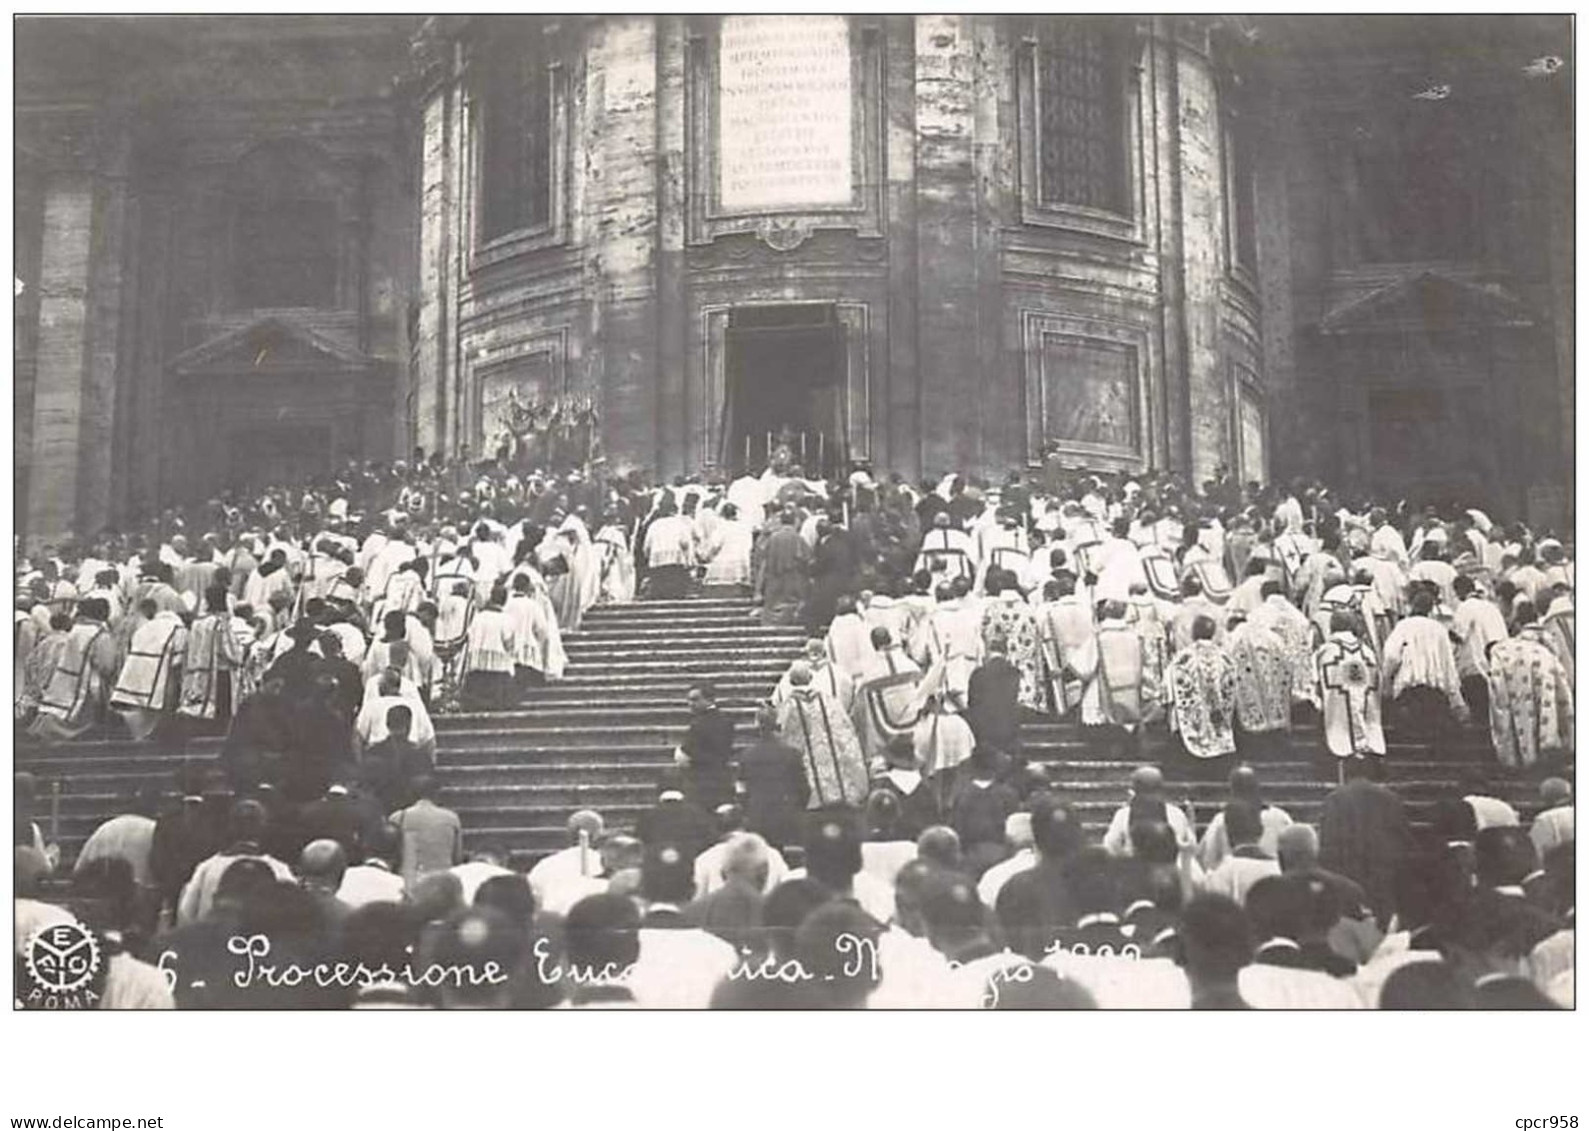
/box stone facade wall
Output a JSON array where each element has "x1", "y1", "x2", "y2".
[
  {"x1": 414, "y1": 14, "x2": 1266, "y2": 488},
  {"x1": 15, "y1": 19, "x2": 415, "y2": 547}
]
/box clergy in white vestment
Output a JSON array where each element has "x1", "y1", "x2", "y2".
[
  {"x1": 1379, "y1": 588, "x2": 1468, "y2": 724},
  {"x1": 1248, "y1": 586, "x2": 1316, "y2": 706},
  {"x1": 1485, "y1": 604, "x2": 1574, "y2": 770},
  {"x1": 459, "y1": 594, "x2": 520, "y2": 710},
  {"x1": 1528, "y1": 779, "x2": 1574, "y2": 857},
  {"x1": 1451, "y1": 575, "x2": 1509, "y2": 698},
  {"x1": 110, "y1": 603, "x2": 188, "y2": 741},
  {"x1": 356, "y1": 671, "x2": 437, "y2": 755},
  {"x1": 1035, "y1": 575, "x2": 1096, "y2": 717},
  {"x1": 824, "y1": 595, "x2": 876, "y2": 681},
  {"x1": 1312, "y1": 615, "x2": 1386, "y2": 759},
  {"x1": 373, "y1": 558, "x2": 427, "y2": 626},
  {"x1": 1409, "y1": 543, "x2": 1459, "y2": 612},
  {"x1": 777, "y1": 662, "x2": 870, "y2": 809},
  {"x1": 861, "y1": 591, "x2": 915, "y2": 647},
  {"x1": 1538, "y1": 589, "x2": 1575, "y2": 689},
  {"x1": 29, "y1": 600, "x2": 119, "y2": 742},
  {"x1": 850, "y1": 627, "x2": 923, "y2": 761},
  {"x1": 1092, "y1": 525, "x2": 1149, "y2": 605},
  {"x1": 365, "y1": 531, "x2": 418, "y2": 613},
  {"x1": 503, "y1": 573, "x2": 558, "y2": 683},
  {"x1": 1368, "y1": 511, "x2": 1409, "y2": 569},
  {"x1": 772, "y1": 639, "x2": 856, "y2": 716},
  {"x1": 176, "y1": 589, "x2": 245, "y2": 724},
  {"x1": 1088, "y1": 603, "x2": 1148, "y2": 730},
  {"x1": 698, "y1": 502, "x2": 755, "y2": 588},
  {"x1": 1225, "y1": 616, "x2": 1293, "y2": 752},
  {"x1": 544, "y1": 521, "x2": 599, "y2": 633},
  {"x1": 908, "y1": 656, "x2": 975, "y2": 778},
  {"x1": 726, "y1": 472, "x2": 769, "y2": 531},
  {"x1": 593, "y1": 522, "x2": 637, "y2": 604},
  {"x1": 1164, "y1": 618, "x2": 1237, "y2": 763},
  {"x1": 973, "y1": 517, "x2": 1031, "y2": 593},
  {"x1": 913, "y1": 513, "x2": 977, "y2": 586},
  {"x1": 434, "y1": 580, "x2": 475, "y2": 669},
  {"x1": 1353, "y1": 547, "x2": 1408, "y2": 622},
  {"x1": 642, "y1": 500, "x2": 696, "y2": 599},
  {"x1": 1226, "y1": 561, "x2": 1270, "y2": 620},
  {"x1": 909, "y1": 585, "x2": 984, "y2": 701},
  {"x1": 527, "y1": 810, "x2": 606, "y2": 909}
]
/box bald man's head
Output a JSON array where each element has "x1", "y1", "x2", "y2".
[
  {"x1": 1228, "y1": 765, "x2": 1261, "y2": 802},
  {"x1": 566, "y1": 809, "x2": 605, "y2": 842},
  {"x1": 1540, "y1": 778, "x2": 1572, "y2": 806},
  {"x1": 1129, "y1": 765, "x2": 1164, "y2": 797},
  {"x1": 917, "y1": 826, "x2": 963, "y2": 871},
  {"x1": 299, "y1": 839, "x2": 348, "y2": 891},
  {"x1": 1276, "y1": 824, "x2": 1320, "y2": 872}
]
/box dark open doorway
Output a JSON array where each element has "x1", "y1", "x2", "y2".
[{"x1": 722, "y1": 304, "x2": 846, "y2": 477}]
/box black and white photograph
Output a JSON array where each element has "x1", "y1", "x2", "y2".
[{"x1": 8, "y1": 6, "x2": 1580, "y2": 1073}]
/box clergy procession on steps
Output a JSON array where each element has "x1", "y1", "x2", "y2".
[{"x1": 14, "y1": 446, "x2": 1575, "y2": 1008}]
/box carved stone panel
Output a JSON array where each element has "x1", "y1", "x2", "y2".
[{"x1": 1022, "y1": 308, "x2": 1151, "y2": 468}]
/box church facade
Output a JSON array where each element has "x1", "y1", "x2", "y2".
[{"x1": 14, "y1": 15, "x2": 1573, "y2": 548}]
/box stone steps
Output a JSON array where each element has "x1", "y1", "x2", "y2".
[{"x1": 16, "y1": 593, "x2": 1542, "y2": 864}]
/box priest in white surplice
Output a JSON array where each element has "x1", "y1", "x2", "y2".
[
  {"x1": 913, "y1": 512, "x2": 977, "y2": 587},
  {"x1": 850, "y1": 627, "x2": 923, "y2": 763},
  {"x1": 110, "y1": 601, "x2": 188, "y2": 742}
]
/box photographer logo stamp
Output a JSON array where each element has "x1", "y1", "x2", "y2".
[{"x1": 23, "y1": 922, "x2": 103, "y2": 1008}]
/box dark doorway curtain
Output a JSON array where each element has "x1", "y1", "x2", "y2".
[{"x1": 723, "y1": 305, "x2": 844, "y2": 476}]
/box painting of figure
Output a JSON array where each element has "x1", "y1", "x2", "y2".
[{"x1": 1042, "y1": 334, "x2": 1137, "y2": 452}]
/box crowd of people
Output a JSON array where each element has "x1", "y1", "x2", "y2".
[
  {"x1": 12, "y1": 442, "x2": 1577, "y2": 1007},
  {"x1": 14, "y1": 759, "x2": 1575, "y2": 1008}
]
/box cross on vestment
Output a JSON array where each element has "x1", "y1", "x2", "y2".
[{"x1": 1319, "y1": 646, "x2": 1374, "y2": 757}]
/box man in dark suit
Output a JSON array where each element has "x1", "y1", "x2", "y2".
[
  {"x1": 966, "y1": 635, "x2": 1022, "y2": 758},
  {"x1": 1459, "y1": 826, "x2": 1562, "y2": 960},
  {"x1": 1318, "y1": 758, "x2": 1415, "y2": 927},
  {"x1": 735, "y1": 704, "x2": 810, "y2": 850},
  {"x1": 312, "y1": 629, "x2": 364, "y2": 725},
  {"x1": 997, "y1": 793, "x2": 1085, "y2": 961},
  {"x1": 634, "y1": 770, "x2": 717, "y2": 862},
  {"x1": 297, "y1": 781, "x2": 385, "y2": 864},
  {"x1": 679, "y1": 682, "x2": 736, "y2": 808},
  {"x1": 359, "y1": 703, "x2": 434, "y2": 813}
]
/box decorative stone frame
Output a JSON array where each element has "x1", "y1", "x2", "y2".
[
  {"x1": 463, "y1": 23, "x2": 574, "y2": 272},
  {"x1": 465, "y1": 327, "x2": 570, "y2": 454},
  {"x1": 698, "y1": 301, "x2": 872, "y2": 469},
  {"x1": 1021, "y1": 308, "x2": 1153, "y2": 470},
  {"x1": 1014, "y1": 17, "x2": 1150, "y2": 244},
  {"x1": 684, "y1": 16, "x2": 886, "y2": 248},
  {"x1": 1229, "y1": 360, "x2": 1267, "y2": 484}
]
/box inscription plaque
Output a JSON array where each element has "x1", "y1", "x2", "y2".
[{"x1": 718, "y1": 15, "x2": 853, "y2": 213}]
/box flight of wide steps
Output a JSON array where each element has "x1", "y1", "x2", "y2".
[{"x1": 16, "y1": 594, "x2": 1548, "y2": 863}]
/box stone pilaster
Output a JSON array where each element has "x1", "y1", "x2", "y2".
[
  {"x1": 582, "y1": 17, "x2": 663, "y2": 473},
  {"x1": 913, "y1": 14, "x2": 981, "y2": 476}
]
